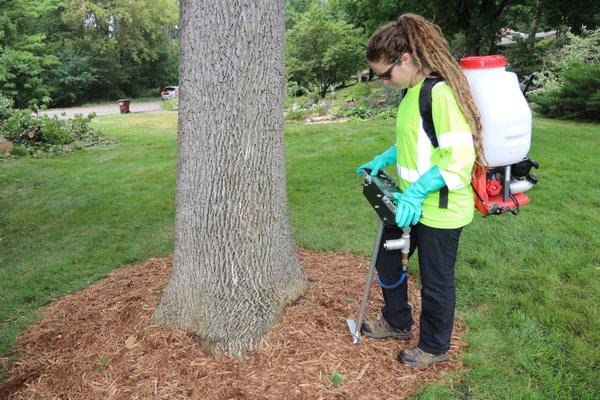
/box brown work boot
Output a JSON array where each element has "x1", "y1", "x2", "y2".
[
  {"x1": 361, "y1": 316, "x2": 412, "y2": 340},
  {"x1": 397, "y1": 346, "x2": 449, "y2": 368}
]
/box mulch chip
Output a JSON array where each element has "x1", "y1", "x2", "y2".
[{"x1": 1, "y1": 248, "x2": 467, "y2": 399}]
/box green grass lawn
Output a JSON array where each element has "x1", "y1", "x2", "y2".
[{"x1": 1, "y1": 113, "x2": 599, "y2": 398}]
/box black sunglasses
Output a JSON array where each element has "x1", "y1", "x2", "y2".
[{"x1": 375, "y1": 52, "x2": 405, "y2": 79}]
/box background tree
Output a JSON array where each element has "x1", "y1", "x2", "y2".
[
  {"x1": 285, "y1": 0, "x2": 314, "y2": 29},
  {"x1": 286, "y1": 2, "x2": 365, "y2": 97},
  {"x1": 58, "y1": 0, "x2": 179, "y2": 102},
  {"x1": 332, "y1": 0, "x2": 535, "y2": 55},
  {"x1": 0, "y1": 0, "x2": 59, "y2": 107},
  {"x1": 0, "y1": 0, "x2": 179, "y2": 108},
  {"x1": 152, "y1": 0, "x2": 307, "y2": 352},
  {"x1": 540, "y1": 0, "x2": 600, "y2": 35}
]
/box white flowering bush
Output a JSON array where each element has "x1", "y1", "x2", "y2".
[{"x1": 535, "y1": 28, "x2": 600, "y2": 92}]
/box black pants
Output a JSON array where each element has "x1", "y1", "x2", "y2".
[{"x1": 375, "y1": 223, "x2": 462, "y2": 354}]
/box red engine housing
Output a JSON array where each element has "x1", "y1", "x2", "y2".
[
  {"x1": 472, "y1": 165, "x2": 531, "y2": 216},
  {"x1": 484, "y1": 193, "x2": 530, "y2": 215}
]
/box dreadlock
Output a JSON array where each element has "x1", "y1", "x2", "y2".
[{"x1": 366, "y1": 13, "x2": 485, "y2": 167}]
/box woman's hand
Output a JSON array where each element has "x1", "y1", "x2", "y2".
[
  {"x1": 392, "y1": 192, "x2": 423, "y2": 228},
  {"x1": 392, "y1": 166, "x2": 447, "y2": 228},
  {"x1": 355, "y1": 144, "x2": 397, "y2": 176},
  {"x1": 355, "y1": 157, "x2": 388, "y2": 176}
]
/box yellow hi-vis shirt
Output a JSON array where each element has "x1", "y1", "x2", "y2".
[{"x1": 395, "y1": 78, "x2": 475, "y2": 229}]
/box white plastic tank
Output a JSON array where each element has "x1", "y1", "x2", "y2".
[{"x1": 460, "y1": 55, "x2": 532, "y2": 167}]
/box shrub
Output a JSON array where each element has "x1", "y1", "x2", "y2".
[
  {"x1": 41, "y1": 117, "x2": 73, "y2": 145},
  {"x1": 345, "y1": 82, "x2": 371, "y2": 102},
  {"x1": 531, "y1": 62, "x2": 600, "y2": 121},
  {"x1": 161, "y1": 98, "x2": 179, "y2": 111},
  {"x1": 0, "y1": 109, "x2": 42, "y2": 142},
  {"x1": 381, "y1": 84, "x2": 404, "y2": 108},
  {"x1": 341, "y1": 105, "x2": 373, "y2": 119},
  {"x1": 535, "y1": 28, "x2": 600, "y2": 93},
  {"x1": 10, "y1": 144, "x2": 29, "y2": 157},
  {"x1": 285, "y1": 105, "x2": 309, "y2": 121},
  {"x1": 376, "y1": 108, "x2": 397, "y2": 120},
  {"x1": 0, "y1": 95, "x2": 14, "y2": 120},
  {"x1": 0, "y1": 99, "x2": 107, "y2": 158},
  {"x1": 67, "y1": 114, "x2": 102, "y2": 142},
  {"x1": 308, "y1": 100, "x2": 330, "y2": 116}
]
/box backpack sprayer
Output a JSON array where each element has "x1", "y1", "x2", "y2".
[
  {"x1": 347, "y1": 55, "x2": 540, "y2": 344},
  {"x1": 460, "y1": 55, "x2": 540, "y2": 216}
]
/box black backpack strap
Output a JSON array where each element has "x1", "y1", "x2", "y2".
[{"x1": 418, "y1": 76, "x2": 448, "y2": 209}]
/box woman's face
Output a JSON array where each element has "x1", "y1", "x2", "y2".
[{"x1": 369, "y1": 52, "x2": 420, "y2": 89}]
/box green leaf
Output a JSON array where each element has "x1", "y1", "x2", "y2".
[{"x1": 331, "y1": 368, "x2": 347, "y2": 388}]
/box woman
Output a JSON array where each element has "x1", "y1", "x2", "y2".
[{"x1": 355, "y1": 13, "x2": 484, "y2": 368}]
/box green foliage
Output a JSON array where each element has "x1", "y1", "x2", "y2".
[
  {"x1": 41, "y1": 116, "x2": 72, "y2": 145},
  {"x1": 502, "y1": 36, "x2": 549, "y2": 77},
  {"x1": 0, "y1": 98, "x2": 105, "y2": 157},
  {"x1": 161, "y1": 98, "x2": 179, "y2": 111},
  {"x1": 529, "y1": 28, "x2": 600, "y2": 120},
  {"x1": 345, "y1": 82, "x2": 371, "y2": 101},
  {"x1": 333, "y1": 0, "x2": 517, "y2": 55},
  {"x1": 380, "y1": 84, "x2": 403, "y2": 107},
  {"x1": 9, "y1": 143, "x2": 28, "y2": 157},
  {"x1": 285, "y1": 0, "x2": 314, "y2": 29},
  {"x1": 531, "y1": 62, "x2": 600, "y2": 120},
  {"x1": 94, "y1": 355, "x2": 109, "y2": 373},
  {"x1": 285, "y1": 105, "x2": 309, "y2": 121},
  {"x1": 330, "y1": 0, "x2": 404, "y2": 34},
  {"x1": 334, "y1": 0, "x2": 597, "y2": 56},
  {"x1": 540, "y1": 0, "x2": 600, "y2": 35},
  {"x1": 375, "y1": 107, "x2": 397, "y2": 119},
  {"x1": 48, "y1": 46, "x2": 99, "y2": 106},
  {"x1": 286, "y1": 2, "x2": 366, "y2": 98},
  {"x1": 0, "y1": 108, "x2": 42, "y2": 143},
  {"x1": 0, "y1": 95, "x2": 16, "y2": 121},
  {"x1": 0, "y1": 37, "x2": 59, "y2": 108},
  {"x1": 0, "y1": 0, "x2": 179, "y2": 108},
  {"x1": 330, "y1": 369, "x2": 347, "y2": 388},
  {"x1": 340, "y1": 104, "x2": 373, "y2": 119},
  {"x1": 535, "y1": 28, "x2": 600, "y2": 92}
]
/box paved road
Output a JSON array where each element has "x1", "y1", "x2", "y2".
[{"x1": 40, "y1": 101, "x2": 162, "y2": 119}]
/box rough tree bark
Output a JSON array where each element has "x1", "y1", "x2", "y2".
[{"x1": 152, "y1": 0, "x2": 307, "y2": 352}]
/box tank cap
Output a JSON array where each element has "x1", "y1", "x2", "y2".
[{"x1": 460, "y1": 55, "x2": 506, "y2": 69}]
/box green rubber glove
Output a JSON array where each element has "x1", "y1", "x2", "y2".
[
  {"x1": 355, "y1": 145, "x2": 397, "y2": 176},
  {"x1": 392, "y1": 166, "x2": 446, "y2": 228}
]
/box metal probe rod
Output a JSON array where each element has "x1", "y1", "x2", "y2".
[{"x1": 352, "y1": 221, "x2": 384, "y2": 344}]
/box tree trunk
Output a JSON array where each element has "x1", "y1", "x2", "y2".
[
  {"x1": 466, "y1": 28, "x2": 481, "y2": 56},
  {"x1": 527, "y1": 0, "x2": 543, "y2": 52},
  {"x1": 152, "y1": 0, "x2": 307, "y2": 353}
]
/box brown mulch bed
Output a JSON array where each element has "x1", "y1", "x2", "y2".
[{"x1": 1, "y1": 249, "x2": 467, "y2": 399}]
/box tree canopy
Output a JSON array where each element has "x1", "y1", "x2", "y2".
[
  {"x1": 0, "y1": 0, "x2": 179, "y2": 108},
  {"x1": 1, "y1": 0, "x2": 598, "y2": 107},
  {"x1": 286, "y1": 2, "x2": 365, "y2": 97},
  {"x1": 332, "y1": 0, "x2": 599, "y2": 55}
]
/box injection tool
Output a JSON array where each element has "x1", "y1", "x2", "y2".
[{"x1": 347, "y1": 169, "x2": 411, "y2": 344}]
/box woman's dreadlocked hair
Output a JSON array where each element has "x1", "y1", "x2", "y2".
[{"x1": 366, "y1": 13, "x2": 485, "y2": 166}]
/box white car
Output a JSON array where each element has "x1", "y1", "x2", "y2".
[{"x1": 161, "y1": 86, "x2": 179, "y2": 100}]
